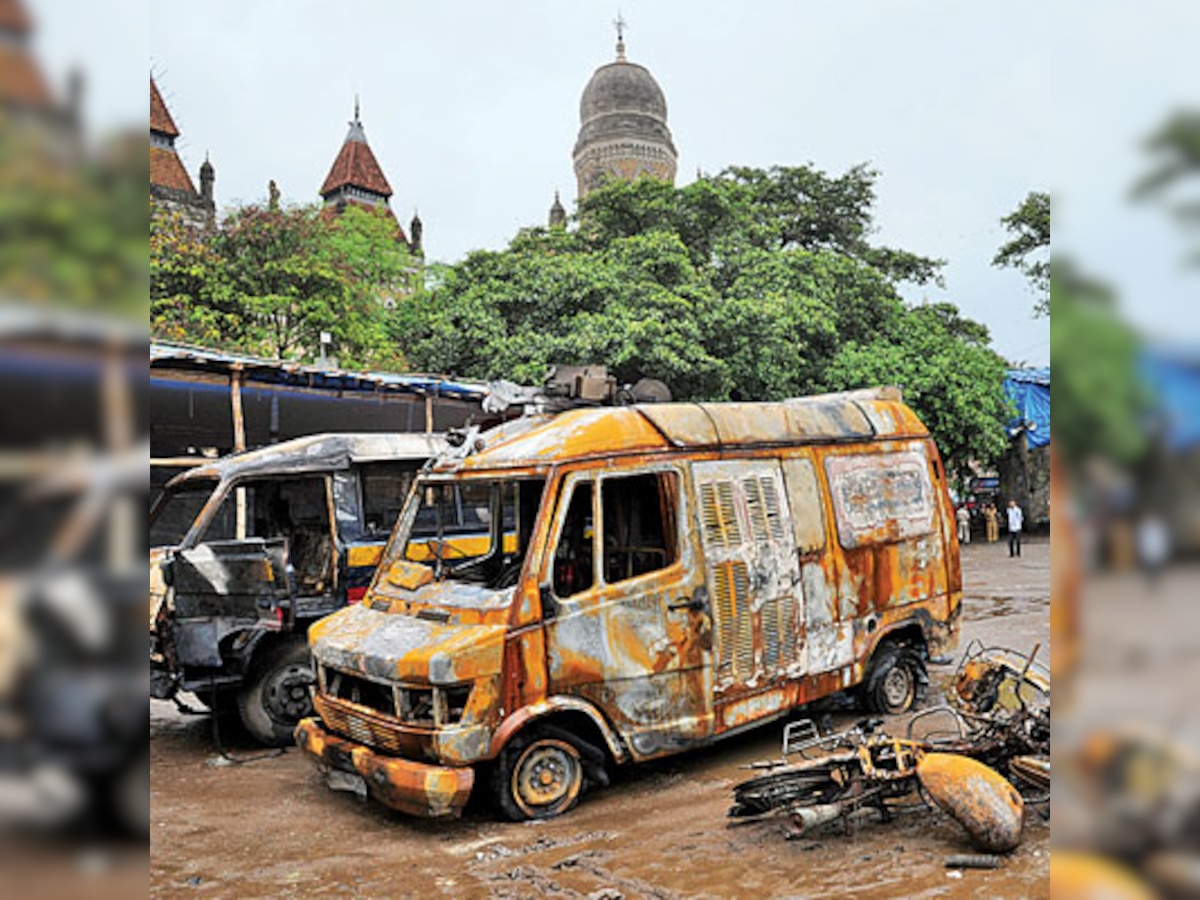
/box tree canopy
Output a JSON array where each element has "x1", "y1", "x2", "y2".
[
  {"x1": 0, "y1": 125, "x2": 146, "y2": 317},
  {"x1": 400, "y1": 166, "x2": 1010, "y2": 481},
  {"x1": 1134, "y1": 109, "x2": 1200, "y2": 266},
  {"x1": 151, "y1": 202, "x2": 415, "y2": 369},
  {"x1": 993, "y1": 191, "x2": 1050, "y2": 317},
  {"x1": 1049, "y1": 259, "x2": 1146, "y2": 467}
]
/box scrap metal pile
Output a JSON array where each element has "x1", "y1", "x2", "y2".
[{"x1": 730, "y1": 642, "x2": 1050, "y2": 855}]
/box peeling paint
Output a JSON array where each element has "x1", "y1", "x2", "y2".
[{"x1": 301, "y1": 389, "x2": 961, "y2": 818}]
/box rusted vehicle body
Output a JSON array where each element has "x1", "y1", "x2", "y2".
[
  {"x1": 296, "y1": 387, "x2": 962, "y2": 819},
  {"x1": 150, "y1": 432, "x2": 445, "y2": 744}
]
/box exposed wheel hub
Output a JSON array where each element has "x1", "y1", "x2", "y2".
[
  {"x1": 263, "y1": 664, "x2": 313, "y2": 725},
  {"x1": 882, "y1": 665, "x2": 913, "y2": 709},
  {"x1": 513, "y1": 739, "x2": 582, "y2": 815}
]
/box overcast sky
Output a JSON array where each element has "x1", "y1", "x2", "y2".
[
  {"x1": 141, "y1": 1, "x2": 1060, "y2": 365},
  {"x1": 25, "y1": 1, "x2": 1178, "y2": 369}
]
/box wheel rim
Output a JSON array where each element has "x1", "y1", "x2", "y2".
[
  {"x1": 881, "y1": 664, "x2": 914, "y2": 711},
  {"x1": 263, "y1": 663, "x2": 314, "y2": 725},
  {"x1": 511, "y1": 738, "x2": 582, "y2": 817}
]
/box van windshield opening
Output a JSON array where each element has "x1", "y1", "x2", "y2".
[
  {"x1": 401, "y1": 477, "x2": 545, "y2": 589},
  {"x1": 149, "y1": 479, "x2": 219, "y2": 548}
]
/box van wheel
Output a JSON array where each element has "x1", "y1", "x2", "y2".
[
  {"x1": 237, "y1": 637, "x2": 314, "y2": 746},
  {"x1": 491, "y1": 727, "x2": 585, "y2": 821},
  {"x1": 864, "y1": 644, "x2": 928, "y2": 715}
]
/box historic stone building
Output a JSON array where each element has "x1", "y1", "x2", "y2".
[
  {"x1": 150, "y1": 77, "x2": 215, "y2": 230},
  {"x1": 571, "y1": 24, "x2": 677, "y2": 201},
  {"x1": 1, "y1": 0, "x2": 81, "y2": 142},
  {"x1": 319, "y1": 101, "x2": 420, "y2": 253}
]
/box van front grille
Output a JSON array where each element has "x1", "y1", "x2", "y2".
[
  {"x1": 315, "y1": 696, "x2": 406, "y2": 754},
  {"x1": 319, "y1": 664, "x2": 436, "y2": 727}
]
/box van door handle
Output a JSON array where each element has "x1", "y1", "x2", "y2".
[{"x1": 668, "y1": 589, "x2": 708, "y2": 613}]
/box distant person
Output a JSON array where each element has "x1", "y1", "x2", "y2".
[
  {"x1": 1136, "y1": 510, "x2": 1170, "y2": 588},
  {"x1": 956, "y1": 505, "x2": 971, "y2": 544},
  {"x1": 984, "y1": 503, "x2": 1000, "y2": 543},
  {"x1": 1007, "y1": 499, "x2": 1024, "y2": 558}
]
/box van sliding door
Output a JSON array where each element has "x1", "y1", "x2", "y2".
[{"x1": 692, "y1": 461, "x2": 802, "y2": 696}]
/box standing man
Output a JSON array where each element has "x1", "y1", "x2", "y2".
[
  {"x1": 985, "y1": 502, "x2": 1000, "y2": 543},
  {"x1": 956, "y1": 504, "x2": 971, "y2": 544},
  {"x1": 1007, "y1": 499, "x2": 1024, "y2": 558}
]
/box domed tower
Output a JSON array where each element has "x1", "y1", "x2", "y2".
[{"x1": 573, "y1": 18, "x2": 677, "y2": 199}]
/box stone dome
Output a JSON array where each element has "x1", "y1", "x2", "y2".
[
  {"x1": 572, "y1": 39, "x2": 677, "y2": 199},
  {"x1": 580, "y1": 59, "x2": 668, "y2": 125}
]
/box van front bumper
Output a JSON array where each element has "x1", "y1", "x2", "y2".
[{"x1": 295, "y1": 717, "x2": 475, "y2": 818}]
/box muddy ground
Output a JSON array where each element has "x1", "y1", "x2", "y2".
[{"x1": 151, "y1": 538, "x2": 1050, "y2": 899}]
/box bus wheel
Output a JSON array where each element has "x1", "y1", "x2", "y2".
[
  {"x1": 864, "y1": 644, "x2": 928, "y2": 715},
  {"x1": 492, "y1": 727, "x2": 585, "y2": 821},
  {"x1": 238, "y1": 636, "x2": 314, "y2": 746}
]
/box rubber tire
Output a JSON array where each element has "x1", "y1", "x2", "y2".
[
  {"x1": 864, "y1": 644, "x2": 928, "y2": 715},
  {"x1": 491, "y1": 727, "x2": 585, "y2": 821},
  {"x1": 237, "y1": 636, "x2": 314, "y2": 746}
]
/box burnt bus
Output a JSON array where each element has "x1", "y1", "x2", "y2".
[
  {"x1": 150, "y1": 433, "x2": 444, "y2": 744},
  {"x1": 296, "y1": 388, "x2": 962, "y2": 819}
]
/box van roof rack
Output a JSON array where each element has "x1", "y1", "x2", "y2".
[{"x1": 482, "y1": 365, "x2": 672, "y2": 416}]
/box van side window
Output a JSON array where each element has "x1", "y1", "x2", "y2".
[
  {"x1": 601, "y1": 472, "x2": 678, "y2": 585},
  {"x1": 201, "y1": 476, "x2": 333, "y2": 592},
  {"x1": 825, "y1": 450, "x2": 935, "y2": 548},
  {"x1": 782, "y1": 458, "x2": 825, "y2": 553},
  {"x1": 553, "y1": 482, "x2": 594, "y2": 598},
  {"x1": 360, "y1": 462, "x2": 417, "y2": 538}
]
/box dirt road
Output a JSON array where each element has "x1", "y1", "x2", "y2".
[{"x1": 151, "y1": 539, "x2": 1049, "y2": 899}]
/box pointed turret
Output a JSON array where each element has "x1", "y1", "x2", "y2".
[
  {"x1": 548, "y1": 190, "x2": 566, "y2": 228},
  {"x1": 150, "y1": 77, "x2": 196, "y2": 195},
  {"x1": 320, "y1": 101, "x2": 393, "y2": 203},
  {"x1": 150, "y1": 76, "x2": 212, "y2": 229},
  {"x1": 409, "y1": 210, "x2": 423, "y2": 254},
  {"x1": 0, "y1": 0, "x2": 54, "y2": 113}
]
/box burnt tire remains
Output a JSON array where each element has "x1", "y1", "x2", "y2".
[
  {"x1": 237, "y1": 636, "x2": 315, "y2": 746},
  {"x1": 491, "y1": 726, "x2": 588, "y2": 821},
  {"x1": 864, "y1": 644, "x2": 928, "y2": 715}
]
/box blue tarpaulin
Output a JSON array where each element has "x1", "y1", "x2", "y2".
[
  {"x1": 1004, "y1": 368, "x2": 1050, "y2": 449},
  {"x1": 1141, "y1": 345, "x2": 1200, "y2": 452}
]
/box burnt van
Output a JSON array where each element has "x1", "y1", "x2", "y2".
[
  {"x1": 296, "y1": 388, "x2": 962, "y2": 819},
  {"x1": 150, "y1": 432, "x2": 445, "y2": 744}
]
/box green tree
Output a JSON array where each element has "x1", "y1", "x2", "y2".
[
  {"x1": 403, "y1": 166, "x2": 1010, "y2": 476},
  {"x1": 993, "y1": 191, "x2": 1050, "y2": 316},
  {"x1": 1133, "y1": 109, "x2": 1200, "y2": 265},
  {"x1": 151, "y1": 201, "x2": 413, "y2": 368},
  {"x1": 1049, "y1": 259, "x2": 1147, "y2": 467},
  {"x1": 824, "y1": 303, "x2": 1011, "y2": 485},
  {"x1": 0, "y1": 125, "x2": 146, "y2": 316}
]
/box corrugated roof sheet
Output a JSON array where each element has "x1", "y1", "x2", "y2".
[
  {"x1": 150, "y1": 341, "x2": 488, "y2": 401},
  {"x1": 171, "y1": 432, "x2": 448, "y2": 485}
]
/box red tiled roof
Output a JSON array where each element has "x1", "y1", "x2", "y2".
[
  {"x1": 0, "y1": 0, "x2": 32, "y2": 34},
  {"x1": 320, "y1": 128, "x2": 393, "y2": 198},
  {"x1": 151, "y1": 145, "x2": 197, "y2": 194},
  {"x1": 0, "y1": 43, "x2": 52, "y2": 109},
  {"x1": 150, "y1": 77, "x2": 179, "y2": 138}
]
